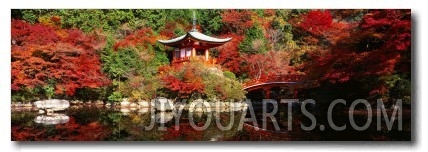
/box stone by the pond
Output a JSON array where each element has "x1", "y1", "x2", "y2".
[
  {"x1": 12, "y1": 102, "x2": 22, "y2": 107},
  {"x1": 153, "y1": 97, "x2": 175, "y2": 111},
  {"x1": 120, "y1": 98, "x2": 130, "y2": 107},
  {"x1": 33, "y1": 99, "x2": 70, "y2": 111},
  {"x1": 38, "y1": 110, "x2": 45, "y2": 114},
  {"x1": 138, "y1": 108, "x2": 150, "y2": 114},
  {"x1": 120, "y1": 101, "x2": 130, "y2": 107},
  {"x1": 94, "y1": 100, "x2": 104, "y2": 105},
  {"x1": 120, "y1": 108, "x2": 130, "y2": 114},
  {"x1": 22, "y1": 102, "x2": 32, "y2": 107},
  {"x1": 155, "y1": 112, "x2": 174, "y2": 123},
  {"x1": 70, "y1": 100, "x2": 80, "y2": 105},
  {"x1": 46, "y1": 109, "x2": 54, "y2": 115},
  {"x1": 70, "y1": 105, "x2": 83, "y2": 109},
  {"x1": 188, "y1": 99, "x2": 211, "y2": 113},
  {"x1": 138, "y1": 100, "x2": 150, "y2": 107},
  {"x1": 174, "y1": 101, "x2": 186, "y2": 111},
  {"x1": 105, "y1": 102, "x2": 111, "y2": 107},
  {"x1": 34, "y1": 114, "x2": 69, "y2": 125},
  {"x1": 129, "y1": 103, "x2": 138, "y2": 108}
]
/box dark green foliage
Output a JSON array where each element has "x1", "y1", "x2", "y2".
[
  {"x1": 197, "y1": 9, "x2": 223, "y2": 35},
  {"x1": 101, "y1": 38, "x2": 143, "y2": 80},
  {"x1": 108, "y1": 91, "x2": 123, "y2": 102},
  {"x1": 239, "y1": 25, "x2": 268, "y2": 54}
]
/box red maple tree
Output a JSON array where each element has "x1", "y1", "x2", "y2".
[
  {"x1": 11, "y1": 19, "x2": 110, "y2": 96},
  {"x1": 216, "y1": 33, "x2": 244, "y2": 74},
  {"x1": 114, "y1": 28, "x2": 157, "y2": 50},
  {"x1": 160, "y1": 64, "x2": 205, "y2": 98},
  {"x1": 221, "y1": 10, "x2": 255, "y2": 34},
  {"x1": 302, "y1": 10, "x2": 411, "y2": 94}
]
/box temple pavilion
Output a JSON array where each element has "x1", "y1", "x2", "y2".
[{"x1": 158, "y1": 12, "x2": 232, "y2": 64}]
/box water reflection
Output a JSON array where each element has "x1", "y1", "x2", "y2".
[
  {"x1": 138, "y1": 108, "x2": 150, "y2": 114},
  {"x1": 34, "y1": 113, "x2": 70, "y2": 125},
  {"x1": 11, "y1": 105, "x2": 410, "y2": 141},
  {"x1": 12, "y1": 106, "x2": 246, "y2": 141},
  {"x1": 155, "y1": 112, "x2": 174, "y2": 123}
]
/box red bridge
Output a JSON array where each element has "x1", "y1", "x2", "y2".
[{"x1": 242, "y1": 75, "x2": 303, "y2": 99}]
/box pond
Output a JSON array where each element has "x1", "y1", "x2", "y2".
[{"x1": 11, "y1": 104, "x2": 411, "y2": 141}]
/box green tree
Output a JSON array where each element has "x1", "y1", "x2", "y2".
[
  {"x1": 197, "y1": 9, "x2": 223, "y2": 35},
  {"x1": 239, "y1": 25, "x2": 268, "y2": 54}
]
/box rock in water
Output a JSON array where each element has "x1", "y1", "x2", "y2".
[
  {"x1": 34, "y1": 114, "x2": 69, "y2": 125},
  {"x1": 120, "y1": 108, "x2": 130, "y2": 114},
  {"x1": 33, "y1": 99, "x2": 70, "y2": 111},
  {"x1": 70, "y1": 100, "x2": 80, "y2": 105},
  {"x1": 38, "y1": 110, "x2": 45, "y2": 114},
  {"x1": 120, "y1": 98, "x2": 130, "y2": 107},
  {"x1": 129, "y1": 103, "x2": 138, "y2": 108},
  {"x1": 46, "y1": 109, "x2": 54, "y2": 115},
  {"x1": 138, "y1": 100, "x2": 150, "y2": 107},
  {"x1": 189, "y1": 99, "x2": 211, "y2": 113},
  {"x1": 155, "y1": 112, "x2": 174, "y2": 123},
  {"x1": 138, "y1": 108, "x2": 150, "y2": 114},
  {"x1": 153, "y1": 97, "x2": 175, "y2": 111},
  {"x1": 94, "y1": 100, "x2": 104, "y2": 105}
]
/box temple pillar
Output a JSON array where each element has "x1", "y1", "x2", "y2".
[
  {"x1": 192, "y1": 47, "x2": 196, "y2": 58},
  {"x1": 205, "y1": 49, "x2": 209, "y2": 61}
]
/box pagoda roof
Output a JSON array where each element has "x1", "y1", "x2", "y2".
[{"x1": 158, "y1": 31, "x2": 232, "y2": 47}]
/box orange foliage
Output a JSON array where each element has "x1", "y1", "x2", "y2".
[
  {"x1": 114, "y1": 28, "x2": 157, "y2": 50},
  {"x1": 221, "y1": 10, "x2": 255, "y2": 34}
]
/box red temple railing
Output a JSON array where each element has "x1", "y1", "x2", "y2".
[{"x1": 172, "y1": 57, "x2": 217, "y2": 65}]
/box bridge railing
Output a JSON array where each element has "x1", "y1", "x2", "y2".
[{"x1": 242, "y1": 75, "x2": 294, "y2": 88}]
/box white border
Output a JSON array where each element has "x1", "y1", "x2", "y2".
[
  {"x1": 8, "y1": 0, "x2": 416, "y2": 9},
  {"x1": 2, "y1": 0, "x2": 426, "y2": 152}
]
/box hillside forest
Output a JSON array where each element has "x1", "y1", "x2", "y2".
[{"x1": 11, "y1": 9, "x2": 411, "y2": 106}]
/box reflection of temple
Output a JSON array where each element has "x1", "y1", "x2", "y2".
[{"x1": 158, "y1": 12, "x2": 231, "y2": 64}]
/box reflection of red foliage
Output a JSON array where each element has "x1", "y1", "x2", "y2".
[
  {"x1": 55, "y1": 117, "x2": 110, "y2": 141},
  {"x1": 225, "y1": 124, "x2": 304, "y2": 141},
  {"x1": 12, "y1": 117, "x2": 110, "y2": 141},
  {"x1": 223, "y1": 124, "x2": 276, "y2": 141},
  {"x1": 162, "y1": 123, "x2": 204, "y2": 141}
]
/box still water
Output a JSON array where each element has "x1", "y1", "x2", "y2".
[{"x1": 11, "y1": 105, "x2": 411, "y2": 141}]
